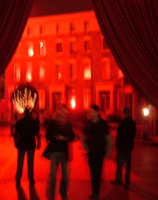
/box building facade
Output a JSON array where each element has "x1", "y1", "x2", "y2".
[{"x1": 1, "y1": 11, "x2": 158, "y2": 136}]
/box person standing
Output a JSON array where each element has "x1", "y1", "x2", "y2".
[
  {"x1": 43, "y1": 104, "x2": 74, "y2": 200},
  {"x1": 83, "y1": 105, "x2": 111, "y2": 200},
  {"x1": 14, "y1": 108, "x2": 40, "y2": 187},
  {"x1": 111, "y1": 107, "x2": 136, "y2": 189}
]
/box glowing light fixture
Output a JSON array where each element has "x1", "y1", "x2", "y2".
[
  {"x1": 12, "y1": 87, "x2": 37, "y2": 114},
  {"x1": 143, "y1": 108, "x2": 149, "y2": 116},
  {"x1": 70, "y1": 97, "x2": 76, "y2": 109}
]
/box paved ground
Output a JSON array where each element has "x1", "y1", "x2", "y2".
[{"x1": 0, "y1": 126, "x2": 158, "y2": 200}]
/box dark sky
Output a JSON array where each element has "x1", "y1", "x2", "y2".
[{"x1": 30, "y1": 0, "x2": 93, "y2": 17}]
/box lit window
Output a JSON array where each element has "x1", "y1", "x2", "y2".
[
  {"x1": 55, "y1": 64, "x2": 62, "y2": 80},
  {"x1": 40, "y1": 41, "x2": 46, "y2": 56},
  {"x1": 26, "y1": 63, "x2": 32, "y2": 82},
  {"x1": 84, "y1": 62, "x2": 91, "y2": 80},
  {"x1": 83, "y1": 90, "x2": 91, "y2": 109},
  {"x1": 84, "y1": 20, "x2": 90, "y2": 31},
  {"x1": 39, "y1": 64, "x2": 45, "y2": 81},
  {"x1": 14, "y1": 63, "x2": 21, "y2": 81},
  {"x1": 70, "y1": 63, "x2": 76, "y2": 80},
  {"x1": 118, "y1": 69, "x2": 124, "y2": 78},
  {"x1": 102, "y1": 58, "x2": 110, "y2": 79},
  {"x1": 70, "y1": 22, "x2": 76, "y2": 32},
  {"x1": 70, "y1": 89, "x2": 76, "y2": 109},
  {"x1": 39, "y1": 89, "x2": 45, "y2": 109},
  {"x1": 56, "y1": 43, "x2": 62, "y2": 53},
  {"x1": 27, "y1": 42, "x2": 34, "y2": 57},
  {"x1": 84, "y1": 40, "x2": 91, "y2": 51}
]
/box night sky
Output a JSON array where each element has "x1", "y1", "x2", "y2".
[{"x1": 29, "y1": 0, "x2": 93, "y2": 17}]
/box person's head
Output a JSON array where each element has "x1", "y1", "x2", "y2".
[
  {"x1": 123, "y1": 107, "x2": 130, "y2": 117},
  {"x1": 56, "y1": 104, "x2": 69, "y2": 121},
  {"x1": 24, "y1": 107, "x2": 30, "y2": 116},
  {"x1": 89, "y1": 105, "x2": 100, "y2": 123}
]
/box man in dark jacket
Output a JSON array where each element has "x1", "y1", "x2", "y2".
[
  {"x1": 111, "y1": 107, "x2": 136, "y2": 188},
  {"x1": 14, "y1": 108, "x2": 40, "y2": 186},
  {"x1": 44, "y1": 104, "x2": 74, "y2": 200},
  {"x1": 83, "y1": 105, "x2": 111, "y2": 200}
]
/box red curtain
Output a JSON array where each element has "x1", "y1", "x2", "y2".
[
  {"x1": 0, "y1": 0, "x2": 34, "y2": 76},
  {"x1": 91, "y1": 0, "x2": 158, "y2": 107}
]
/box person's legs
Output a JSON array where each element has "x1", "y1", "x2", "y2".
[
  {"x1": 125, "y1": 151, "x2": 132, "y2": 184},
  {"x1": 59, "y1": 153, "x2": 68, "y2": 199},
  {"x1": 15, "y1": 149, "x2": 25, "y2": 184},
  {"x1": 27, "y1": 149, "x2": 35, "y2": 184},
  {"x1": 115, "y1": 150, "x2": 125, "y2": 184},
  {"x1": 50, "y1": 152, "x2": 60, "y2": 200},
  {"x1": 88, "y1": 154, "x2": 104, "y2": 198}
]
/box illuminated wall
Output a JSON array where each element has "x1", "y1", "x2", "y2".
[{"x1": 4, "y1": 11, "x2": 135, "y2": 119}]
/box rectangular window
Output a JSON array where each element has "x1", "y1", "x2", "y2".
[
  {"x1": 84, "y1": 40, "x2": 90, "y2": 51},
  {"x1": 39, "y1": 89, "x2": 45, "y2": 109},
  {"x1": 39, "y1": 64, "x2": 45, "y2": 81},
  {"x1": 83, "y1": 90, "x2": 91, "y2": 109},
  {"x1": 27, "y1": 42, "x2": 34, "y2": 57},
  {"x1": 118, "y1": 68, "x2": 124, "y2": 78},
  {"x1": 55, "y1": 65, "x2": 62, "y2": 80},
  {"x1": 27, "y1": 26, "x2": 33, "y2": 36},
  {"x1": 26, "y1": 63, "x2": 32, "y2": 82},
  {"x1": 84, "y1": 62, "x2": 91, "y2": 80},
  {"x1": 14, "y1": 63, "x2": 21, "y2": 81},
  {"x1": 56, "y1": 43, "x2": 62, "y2": 53},
  {"x1": 117, "y1": 90, "x2": 124, "y2": 109},
  {"x1": 102, "y1": 58, "x2": 110, "y2": 79},
  {"x1": 39, "y1": 25, "x2": 45, "y2": 34},
  {"x1": 70, "y1": 64, "x2": 76, "y2": 80},
  {"x1": 84, "y1": 20, "x2": 90, "y2": 31},
  {"x1": 40, "y1": 41, "x2": 46, "y2": 56},
  {"x1": 56, "y1": 23, "x2": 59, "y2": 34},
  {"x1": 70, "y1": 41, "x2": 76, "y2": 53},
  {"x1": 70, "y1": 22, "x2": 76, "y2": 32}
]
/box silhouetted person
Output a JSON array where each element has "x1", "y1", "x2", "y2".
[
  {"x1": 111, "y1": 107, "x2": 136, "y2": 189},
  {"x1": 14, "y1": 108, "x2": 41, "y2": 187},
  {"x1": 43, "y1": 104, "x2": 74, "y2": 200},
  {"x1": 10, "y1": 113, "x2": 17, "y2": 136},
  {"x1": 83, "y1": 105, "x2": 111, "y2": 200}
]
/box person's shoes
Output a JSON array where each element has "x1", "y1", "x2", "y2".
[
  {"x1": 89, "y1": 193, "x2": 99, "y2": 199},
  {"x1": 124, "y1": 183, "x2": 129, "y2": 190},
  {"x1": 110, "y1": 180, "x2": 122, "y2": 185},
  {"x1": 125, "y1": 180, "x2": 130, "y2": 185}
]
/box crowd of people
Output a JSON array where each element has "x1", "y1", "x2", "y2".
[{"x1": 13, "y1": 104, "x2": 136, "y2": 200}]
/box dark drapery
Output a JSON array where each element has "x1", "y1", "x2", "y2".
[
  {"x1": 0, "y1": 0, "x2": 34, "y2": 76},
  {"x1": 91, "y1": 0, "x2": 158, "y2": 107}
]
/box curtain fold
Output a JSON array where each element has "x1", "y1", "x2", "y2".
[
  {"x1": 0, "y1": 0, "x2": 34, "y2": 76},
  {"x1": 91, "y1": 0, "x2": 158, "y2": 107}
]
